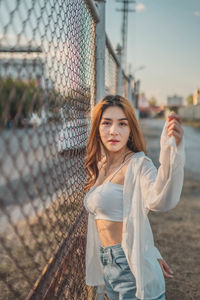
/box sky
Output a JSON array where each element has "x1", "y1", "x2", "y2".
[{"x1": 106, "y1": 0, "x2": 200, "y2": 105}]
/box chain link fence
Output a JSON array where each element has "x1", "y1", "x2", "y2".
[
  {"x1": 0, "y1": 0, "x2": 97, "y2": 299},
  {"x1": 105, "y1": 41, "x2": 118, "y2": 95},
  {"x1": 105, "y1": 37, "x2": 130, "y2": 99},
  {"x1": 0, "y1": 0, "x2": 133, "y2": 299}
]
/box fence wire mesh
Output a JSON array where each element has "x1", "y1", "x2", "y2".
[
  {"x1": 105, "y1": 46, "x2": 118, "y2": 95},
  {"x1": 0, "y1": 0, "x2": 97, "y2": 299}
]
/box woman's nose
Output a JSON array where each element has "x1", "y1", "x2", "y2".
[{"x1": 110, "y1": 124, "x2": 118, "y2": 135}]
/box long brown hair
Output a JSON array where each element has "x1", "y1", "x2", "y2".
[{"x1": 85, "y1": 94, "x2": 147, "y2": 191}]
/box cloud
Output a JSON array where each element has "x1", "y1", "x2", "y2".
[
  {"x1": 194, "y1": 11, "x2": 200, "y2": 16},
  {"x1": 135, "y1": 3, "x2": 146, "y2": 12}
]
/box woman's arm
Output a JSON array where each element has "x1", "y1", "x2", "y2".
[{"x1": 141, "y1": 113, "x2": 185, "y2": 212}]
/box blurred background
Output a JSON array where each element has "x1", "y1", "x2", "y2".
[{"x1": 0, "y1": 0, "x2": 199, "y2": 299}]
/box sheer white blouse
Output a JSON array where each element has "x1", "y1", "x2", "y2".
[{"x1": 84, "y1": 121, "x2": 185, "y2": 300}]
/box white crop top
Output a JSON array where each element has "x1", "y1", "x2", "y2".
[{"x1": 83, "y1": 155, "x2": 134, "y2": 222}]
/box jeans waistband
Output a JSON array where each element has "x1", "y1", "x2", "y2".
[
  {"x1": 100, "y1": 244, "x2": 125, "y2": 265},
  {"x1": 100, "y1": 243, "x2": 122, "y2": 253}
]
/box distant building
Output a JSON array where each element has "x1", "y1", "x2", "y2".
[
  {"x1": 0, "y1": 46, "x2": 55, "y2": 90},
  {"x1": 138, "y1": 93, "x2": 164, "y2": 118},
  {"x1": 193, "y1": 89, "x2": 200, "y2": 105},
  {"x1": 167, "y1": 95, "x2": 183, "y2": 107},
  {"x1": 138, "y1": 93, "x2": 149, "y2": 108}
]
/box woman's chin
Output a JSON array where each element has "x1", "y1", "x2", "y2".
[{"x1": 105, "y1": 145, "x2": 125, "y2": 153}]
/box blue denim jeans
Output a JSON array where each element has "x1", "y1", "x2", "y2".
[{"x1": 99, "y1": 244, "x2": 165, "y2": 300}]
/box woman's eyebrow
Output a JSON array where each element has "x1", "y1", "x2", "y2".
[{"x1": 102, "y1": 117, "x2": 128, "y2": 121}]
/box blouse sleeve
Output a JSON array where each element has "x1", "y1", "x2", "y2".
[
  {"x1": 154, "y1": 246, "x2": 163, "y2": 259},
  {"x1": 140, "y1": 121, "x2": 185, "y2": 213}
]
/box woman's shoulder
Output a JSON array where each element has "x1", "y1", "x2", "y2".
[
  {"x1": 130, "y1": 151, "x2": 148, "y2": 161},
  {"x1": 128, "y1": 151, "x2": 154, "y2": 171}
]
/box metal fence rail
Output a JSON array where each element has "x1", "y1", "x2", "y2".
[
  {"x1": 105, "y1": 35, "x2": 130, "y2": 100},
  {"x1": 0, "y1": 0, "x2": 97, "y2": 299},
  {"x1": 105, "y1": 36, "x2": 118, "y2": 95},
  {"x1": 122, "y1": 72, "x2": 129, "y2": 99}
]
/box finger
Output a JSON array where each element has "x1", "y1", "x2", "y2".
[
  {"x1": 167, "y1": 119, "x2": 182, "y2": 129},
  {"x1": 163, "y1": 270, "x2": 174, "y2": 279},
  {"x1": 160, "y1": 264, "x2": 174, "y2": 278},
  {"x1": 168, "y1": 111, "x2": 181, "y2": 119},
  {"x1": 168, "y1": 126, "x2": 183, "y2": 137},
  {"x1": 168, "y1": 126, "x2": 183, "y2": 139},
  {"x1": 167, "y1": 123, "x2": 183, "y2": 137},
  {"x1": 168, "y1": 114, "x2": 182, "y2": 124},
  {"x1": 162, "y1": 261, "x2": 174, "y2": 274},
  {"x1": 167, "y1": 120, "x2": 184, "y2": 134}
]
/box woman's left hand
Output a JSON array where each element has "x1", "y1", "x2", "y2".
[
  {"x1": 167, "y1": 112, "x2": 184, "y2": 146},
  {"x1": 158, "y1": 258, "x2": 174, "y2": 279}
]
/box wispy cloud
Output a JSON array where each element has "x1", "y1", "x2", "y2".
[
  {"x1": 194, "y1": 11, "x2": 200, "y2": 16},
  {"x1": 135, "y1": 3, "x2": 146, "y2": 12}
]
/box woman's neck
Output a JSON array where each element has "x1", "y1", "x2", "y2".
[{"x1": 104, "y1": 148, "x2": 132, "y2": 168}]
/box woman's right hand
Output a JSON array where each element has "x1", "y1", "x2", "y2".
[{"x1": 167, "y1": 112, "x2": 184, "y2": 146}]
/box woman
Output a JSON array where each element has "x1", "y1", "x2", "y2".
[{"x1": 84, "y1": 95, "x2": 184, "y2": 300}]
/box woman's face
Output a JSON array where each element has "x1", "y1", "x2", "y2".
[{"x1": 99, "y1": 106, "x2": 131, "y2": 153}]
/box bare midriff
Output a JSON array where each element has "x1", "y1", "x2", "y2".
[
  {"x1": 93, "y1": 153, "x2": 134, "y2": 247},
  {"x1": 96, "y1": 219, "x2": 123, "y2": 247}
]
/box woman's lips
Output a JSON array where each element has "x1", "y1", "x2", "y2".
[{"x1": 108, "y1": 140, "x2": 120, "y2": 144}]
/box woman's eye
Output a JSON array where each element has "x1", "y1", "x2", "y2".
[
  {"x1": 120, "y1": 122, "x2": 127, "y2": 126},
  {"x1": 102, "y1": 122, "x2": 110, "y2": 125}
]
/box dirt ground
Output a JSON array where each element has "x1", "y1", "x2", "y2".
[{"x1": 141, "y1": 119, "x2": 200, "y2": 300}]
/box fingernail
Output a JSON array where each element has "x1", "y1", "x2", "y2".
[{"x1": 170, "y1": 269, "x2": 174, "y2": 274}]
